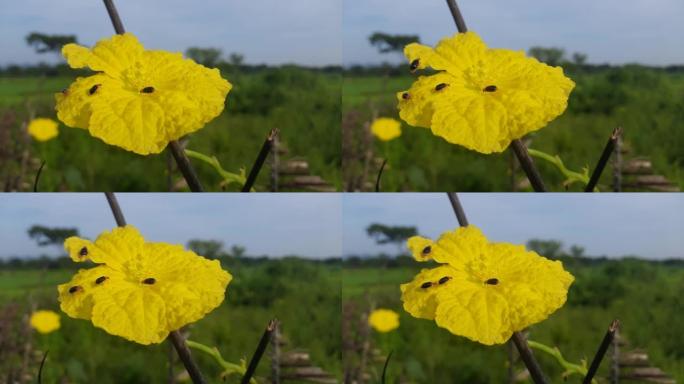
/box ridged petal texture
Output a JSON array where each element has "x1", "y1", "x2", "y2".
[
  {"x1": 58, "y1": 225, "x2": 232, "y2": 345},
  {"x1": 55, "y1": 33, "x2": 232, "y2": 155},
  {"x1": 400, "y1": 226, "x2": 574, "y2": 345},
  {"x1": 397, "y1": 32, "x2": 575, "y2": 154}
]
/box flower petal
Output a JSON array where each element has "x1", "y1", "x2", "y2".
[
  {"x1": 62, "y1": 33, "x2": 144, "y2": 79},
  {"x1": 400, "y1": 265, "x2": 466, "y2": 320}
]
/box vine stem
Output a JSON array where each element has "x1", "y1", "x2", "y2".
[
  {"x1": 583, "y1": 319, "x2": 620, "y2": 384},
  {"x1": 444, "y1": 0, "x2": 547, "y2": 192},
  {"x1": 102, "y1": 0, "x2": 204, "y2": 192},
  {"x1": 241, "y1": 319, "x2": 278, "y2": 384},
  {"x1": 445, "y1": 192, "x2": 549, "y2": 384},
  {"x1": 103, "y1": 192, "x2": 207, "y2": 384}
]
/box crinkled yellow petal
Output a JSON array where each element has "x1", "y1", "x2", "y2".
[
  {"x1": 62, "y1": 33, "x2": 144, "y2": 79},
  {"x1": 65, "y1": 225, "x2": 145, "y2": 269},
  {"x1": 401, "y1": 225, "x2": 574, "y2": 345},
  {"x1": 56, "y1": 33, "x2": 232, "y2": 155},
  {"x1": 58, "y1": 265, "x2": 120, "y2": 320},
  {"x1": 398, "y1": 31, "x2": 575, "y2": 154}
]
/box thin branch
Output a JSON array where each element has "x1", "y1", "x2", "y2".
[
  {"x1": 241, "y1": 319, "x2": 278, "y2": 384},
  {"x1": 445, "y1": 0, "x2": 468, "y2": 32},
  {"x1": 101, "y1": 0, "x2": 204, "y2": 192},
  {"x1": 445, "y1": 0, "x2": 546, "y2": 192},
  {"x1": 241, "y1": 128, "x2": 279, "y2": 192},
  {"x1": 585, "y1": 127, "x2": 623, "y2": 192},
  {"x1": 37, "y1": 350, "x2": 48, "y2": 384},
  {"x1": 512, "y1": 333, "x2": 550, "y2": 384},
  {"x1": 33, "y1": 160, "x2": 45, "y2": 192},
  {"x1": 103, "y1": 192, "x2": 206, "y2": 384},
  {"x1": 381, "y1": 350, "x2": 393, "y2": 384},
  {"x1": 511, "y1": 140, "x2": 547, "y2": 192},
  {"x1": 169, "y1": 141, "x2": 205, "y2": 192},
  {"x1": 375, "y1": 158, "x2": 387, "y2": 192},
  {"x1": 583, "y1": 319, "x2": 620, "y2": 384},
  {"x1": 446, "y1": 193, "x2": 549, "y2": 384},
  {"x1": 446, "y1": 192, "x2": 469, "y2": 226}
]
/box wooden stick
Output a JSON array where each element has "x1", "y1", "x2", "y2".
[
  {"x1": 241, "y1": 319, "x2": 278, "y2": 384},
  {"x1": 585, "y1": 127, "x2": 623, "y2": 192},
  {"x1": 583, "y1": 319, "x2": 620, "y2": 384},
  {"x1": 242, "y1": 128, "x2": 279, "y2": 192}
]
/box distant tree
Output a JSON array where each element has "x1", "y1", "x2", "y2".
[
  {"x1": 572, "y1": 52, "x2": 588, "y2": 66},
  {"x1": 528, "y1": 47, "x2": 566, "y2": 66},
  {"x1": 366, "y1": 223, "x2": 417, "y2": 255},
  {"x1": 185, "y1": 47, "x2": 223, "y2": 67},
  {"x1": 26, "y1": 32, "x2": 77, "y2": 57},
  {"x1": 230, "y1": 245, "x2": 246, "y2": 258},
  {"x1": 228, "y1": 53, "x2": 244, "y2": 67},
  {"x1": 368, "y1": 32, "x2": 420, "y2": 59},
  {"x1": 187, "y1": 239, "x2": 224, "y2": 259},
  {"x1": 527, "y1": 239, "x2": 563, "y2": 259},
  {"x1": 27, "y1": 225, "x2": 79, "y2": 249},
  {"x1": 569, "y1": 245, "x2": 586, "y2": 258}
]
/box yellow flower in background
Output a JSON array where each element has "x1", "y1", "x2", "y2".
[
  {"x1": 397, "y1": 32, "x2": 575, "y2": 154},
  {"x1": 56, "y1": 33, "x2": 232, "y2": 155},
  {"x1": 58, "y1": 225, "x2": 232, "y2": 345},
  {"x1": 400, "y1": 226, "x2": 573, "y2": 345},
  {"x1": 27, "y1": 118, "x2": 59, "y2": 142},
  {"x1": 371, "y1": 118, "x2": 402, "y2": 141},
  {"x1": 30, "y1": 310, "x2": 61, "y2": 334},
  {"x1": 368, "y1": 308, "x2": 400, "y2": 333}
]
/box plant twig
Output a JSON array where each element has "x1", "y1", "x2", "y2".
[
  {"x1": 445, "y1": 0, "x2": 547, "y2": 192},
  {"x1": 585, "y1": 127, "x2": 622, "y2": 192},
  {"x1": 446, "y1": 193, "x2": 549, "y2": 384},
  {"x1": 375, "y1": 159, "x2": 387, "y2": 192},
  {"x1": 37, "y1": 350, "x2": 48, "y2": 384},
  {"x1": 583, "y1": 319, "x2": 619, "y2": 384},
  {"x1": 446, "y1": 192, "x2": 469, "y2": 226},
  {"x1": 242, "y1": 128, "x2": 279, "y2": 192},
  {"x1": 33, "y1": 160, "x2": 45, "y2": 192},
  {"x1": 103, "y1": 192, "x2": 206, "y2": 384},
  {"x1": 241, "y1": 319, "x2": 278, "y2": 384},
  {"x1": 101, "y1": 0, "x2": 204, "y2": 192},
  {"x1": 381, "y1": 350, "x2": 393, "y2": 384}
]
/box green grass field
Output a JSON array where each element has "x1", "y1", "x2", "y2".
[
  {"x1": 342, "y1": 259, "x2": 684, "y2": 383},
  {"x1": 0, "y1": 258, "x2": 341, "y2": 383},
  {"x1": 343, "y1": 68, "x2": 684, "y2": 191},
  {"x1": 0, "y1": 67, "x2": 341, "y2": 191}
]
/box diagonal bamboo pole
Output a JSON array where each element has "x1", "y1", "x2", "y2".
[
  {"x1": 104, "y1": 192, "x2": 206, "y2": 384},
  {"x1": 445, "y1": 192, "x2": 550, "y2": 384},
  {"x1": 445, "y1": 0, "x2": 547, "y2": 192},
  {"x1": 102, "y1": 0, "x2": 204, "y2": 192}
]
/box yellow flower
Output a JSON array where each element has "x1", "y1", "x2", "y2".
[
  {"x1": 27, "y1": 118, "x2": 59, "y2": 142},
  {"x1": 400, "y1": 226, "x2": 573, "y2": 345},
  {"x1": 368, "y1": 308, "x2": 400, "y2": 333},
  {"x1": 397, "y1": 32, "x2": 575, "y2": 154},
  {"x1": 371, "y1": 118, "x2": 402, "y2": 141},
  {"x1": 56, "y1": 33, "x2": 232, "y2": 155},
  {"x1": 30, "y1": 310, "x2": 61, "y2": 334},
  {"x1": 58, "y1": 225, "x2": 232, "y2": 345}
]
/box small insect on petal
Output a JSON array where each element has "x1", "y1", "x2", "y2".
[
  {"x1": 435, "y1": 83, "x2": 449, "y2": 91},
  {"x1": 68, "y1": 285, "x2": 83, "y2": 294},
  {"x1": 140, "y1": 86, "x2": 155, "y2": 94},
  {"x1": 79, "y1": 247, "x2": 88, "y2": 257},
  {"x1": 485, "y1": 278, "x2": 499, "y2": 285},
  {"x1": 438, "y1": 276, "x2": 451, "y2": 285},
  {"x1": 95, "y1": 276, "x2": 108, "y2": 285},
  {"x1": 402, "y1": 92, "x2": 411, "y2": 100},
  {"x1": 61, "y1": 88, "x2": 69, "y2": 95},
  {"x1": 483, "y1": 85, "x2": 497, "y2": 92},
  {"x1": 422, "y1": 246, "x2": 432, "y2": 255},
  {"x1": 410, "y1": 59, "x2": 420, "y2": 72},
  {"x1": 88, "y1": 84, "x2": 101, "y2": 95},
  {"x1": 142, "y1": 277, "x2": 156, "y2": 285},
  {"x1": 420, "y1": 282, "x2": 433, "y2": 289}
]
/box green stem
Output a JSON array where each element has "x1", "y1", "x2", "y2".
[{"x1": 186, "y1": 340, "x2": 256, "y2": 384}]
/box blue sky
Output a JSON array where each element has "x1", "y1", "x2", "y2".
[
  {"x1": 0, "y1": 194, "x2": 342, "y2": 259},
  {"x1": 0, "y1": 0, "x2": 341, "y2": 66},
  {"x1": 344, "y1": 0, "x2": 684, "y2": 66},
  {"x1": 343, "y1": 193, "x2": 684, "y2": 259}
]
